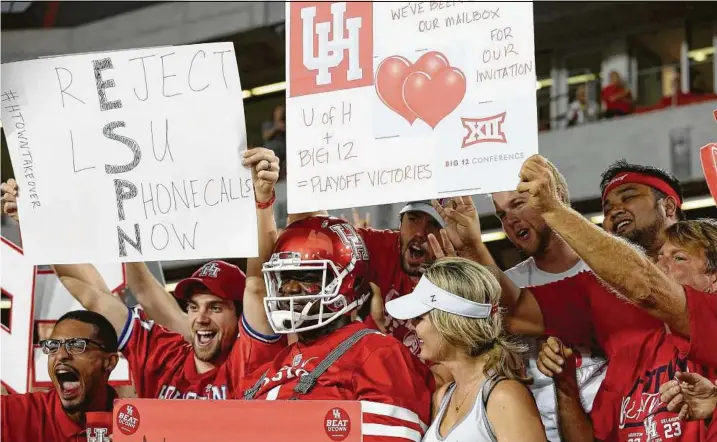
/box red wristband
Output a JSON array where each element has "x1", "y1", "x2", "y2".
[{"x1": 256, "y1": 189, "x2": 276, "y2": 209}]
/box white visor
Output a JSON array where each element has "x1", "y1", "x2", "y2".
[{"x1": 385, "y1": 276, "x2": 494, "y2": 320}]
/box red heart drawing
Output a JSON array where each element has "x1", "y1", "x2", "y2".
[
  {"x1": 700, "y1": 143, "x2": 717, "y2": 204},
  {"x1": 376, "y1": 51, "x2": 466, "y2": 129},
  {"x1": 403, "y1": 68, "x2": 467, "y2": 129},
  {"x1": 413, "y1": 51, "x2": 449, "y2": 77},
  {"x1": 375, "y1": 56, "x2": 417, "y2": 124}
]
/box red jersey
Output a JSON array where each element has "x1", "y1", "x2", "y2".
[
  {"x1": 119, "y1": 307, "x2": 285, "y2": 399},
  {"x1": 1, "y1": 388, "x2": 116, "y2": 442},
  {"x1": 358, "y1": 228, "x2": 422, "y2": 357},
  {"x1": 708, "y1": 409, "x2": 717, "y2": 442},
  {"x1": 531, "y1": 271, "x2": 663, "y2": 358},
  {"x1": 233, "y1": 321, "x2": 435, "y2": 442},
  {"x1": 590, "y1": 287, "x2": 717, "y2": 442}
]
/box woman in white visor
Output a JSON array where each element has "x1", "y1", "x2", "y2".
[{"x1": 386, "y1": 257, "x2": 545, "y2": 442}]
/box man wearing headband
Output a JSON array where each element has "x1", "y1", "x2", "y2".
[
  {"x1": 533, "y1": 217, "x2": 717, "y2": 441},
  {"x1": 600, "y1": 159, "x2": 685, "y2": 257}
]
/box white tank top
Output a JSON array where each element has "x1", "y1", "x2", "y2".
[{"x1": 423, "y1": 375, "x2": 504, "y2": 442}]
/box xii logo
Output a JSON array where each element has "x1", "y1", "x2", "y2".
[{"x1": 289, "y1": 2, "x2": 373, "y2": 97}]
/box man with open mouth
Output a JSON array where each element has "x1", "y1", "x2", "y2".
[{"x1": 2, "y1": 310, "x2": 119, "y2": 442}]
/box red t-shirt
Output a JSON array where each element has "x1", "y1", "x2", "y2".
[
  {"x1": 590, "y1": 287, "x2": 717, "y2": 442},
  {"x1": 1, "y1": 388, "x2": 116, "y2": 442},
  {"x1": 233, "y1": 321, "x2": 434, "y2": 442},
  {"x1": 530, "y1": 271, "x2": 663, "y2": 358},
  {"x1": 601, "y1": 83, "x2": 633, "y2": 114},
  {"x1": 708, "y1": 408, "x2": 717, "y2": 441},
  {"x1": 357, "y1": 228, "x2": 423, "y2": 357},
  {"x1": 119, "y1": 307, "x2": 285, "y2": 399}
]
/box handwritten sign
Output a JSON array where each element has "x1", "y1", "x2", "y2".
[
  {"x1": 1, "y1": 43, "x2": 258, "y2": 263},
  {"x1": 0, "y1": 237, "x2": 131, "y2": 393},
  {"x1": 286, "y1": 2, "x2": 538, "y2": 213},
  {"x1": 113, "y1": 399, "x2": 362, "y2": 442}
]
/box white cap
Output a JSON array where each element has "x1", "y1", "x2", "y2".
[
  {"x1": 399, "y1": 201, "x2": 446, "y2": 228},
  {"x1": 385, "y1": 275, "x2": 495, "y2": 320}
]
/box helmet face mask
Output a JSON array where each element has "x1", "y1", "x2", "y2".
[{"x1": 261, "y1": 218, "x2": 371, "y2": 334}]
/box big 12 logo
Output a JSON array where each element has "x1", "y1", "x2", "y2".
[
  {"x1": 1, "y1": 237, "x2": 131, "y2": 394},
  {"x1": 288, "y1": 1, "x2": 373, "y2": 97}
]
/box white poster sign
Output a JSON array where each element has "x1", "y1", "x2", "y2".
[
  {"x1": 286, "y1": 2, "x2": 537, "y2": 212},
  {"x1": 1, "y1": 43, "x2": 258, "y2": 263},
  {"x1": 0, "y1": 238, "x2": 131, "y2": 393}
]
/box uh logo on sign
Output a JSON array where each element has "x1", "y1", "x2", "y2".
[
  {"x1": 289, "y1": 1, "x2": 374, "y2": 97},
  {"x1": 0, "y1": 237, "x2": 131, "y2": 394}
]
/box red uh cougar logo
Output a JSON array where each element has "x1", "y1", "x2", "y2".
[
  {"x1": 289, "y1": 2, "x2": 373, "y2": 97},
  {"x1": 461, "y1": 113, "x2": 507, "y2": 147}
]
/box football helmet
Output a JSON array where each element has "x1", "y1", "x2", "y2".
[{"x1": 262, "y1": 216, "x2": 371, "y2": 333}]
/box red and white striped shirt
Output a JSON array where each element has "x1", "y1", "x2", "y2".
[{"x1": 232, "y1": 320, "x2": 435, "y2": 442}]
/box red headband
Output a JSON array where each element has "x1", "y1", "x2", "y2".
[{"x1": 601, "y1": 172, "x2": 682, "y2": 206}]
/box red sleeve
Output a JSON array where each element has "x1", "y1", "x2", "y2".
[
  {"x1": 228, "y1": 315, "x2": 287, "y2": 382},
  {"x1": 356, "y1": 228, "x2": 399, "y2": 285},
  {"x1": 529, "y1": 272, "x2": 595, "y2": 347},
  {"x1": 353, "y1": 343, "x2": 434, "y2": 442},
  {"x1": 684, "y1": 286, "x2": 717, "y2": 367},
  {"x1": 118, "y1": 307, "x2": 190, "y2": 397},
  {"x1": 356, "y1": 227, "x2": 399, "y2": 258}
]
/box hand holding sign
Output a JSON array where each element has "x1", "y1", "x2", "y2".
[
  {"x1": 242, "y1": 147, "x2": 280, "y2": 203},
  {"x1": 1, "y1": 179, "x2": 19, "y2": 222}
]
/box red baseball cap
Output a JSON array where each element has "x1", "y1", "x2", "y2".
[{"x1": 173, "y1": 260, "x2": 246, "y2": 302}]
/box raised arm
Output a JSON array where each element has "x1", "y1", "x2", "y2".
[
  {"x1": 517, "y1": 155, "x2": 689, "y2": 336},
  {"x1": 125, "y1": 262, "x2": 188, "y2": 339},
  {"x1": 241, "y1": 147, "x2": 280, "y2": 335},
  {"x1": 2, "y1": 180, "x2": 130, "y2": 336},
  {"x1": 53, "y1": 264, "x2": 129, "y2": 337},
  {"x1": 429, "y1": 197, "x2": 547, "y2": 336}
]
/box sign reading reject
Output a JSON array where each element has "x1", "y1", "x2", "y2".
[{"x1": 1, "y1": 43, "x2": 257, "y2": 264}]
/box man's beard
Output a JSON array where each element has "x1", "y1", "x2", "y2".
[
  {"x1": 620, "y1": 217, "x2": 664, "y2": 253},
  {"x1": 297, "y1": 315, "x2": 350, "y2": 344},
  {"x1": 193, "y1": 341, "x2": 222, "y2": 362},
  {"x1": 517, "y1": 226, "x2": 552, "y2": 258}
]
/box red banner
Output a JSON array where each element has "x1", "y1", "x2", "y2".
[{"x1": 113, "y1": 399, "x2": 362, "y2": 442}]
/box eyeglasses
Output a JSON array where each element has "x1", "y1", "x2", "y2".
[{"x1": 39, "y1": 338, "x2": 109, "y2": 355}]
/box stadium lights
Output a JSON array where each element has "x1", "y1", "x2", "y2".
[{"x1": 251, "y1": 81, "x2": 287, "y2": 97}]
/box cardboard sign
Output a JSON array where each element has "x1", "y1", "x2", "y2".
[
  {"x1": 286, "y1": 1, "x2": 537, "y2": 213},
  {"x1": 113, "y1": 399, "x2": 362, "y2": 442},
  {"x1": 1, "y1": 43, "x2": 258, "y2": 263},
  {"x1": 700, "y1": 143, "x2": 717, "y2": 204},
  {"x1": 0, "y1": 237, "x2": 131, "y2": 393}
]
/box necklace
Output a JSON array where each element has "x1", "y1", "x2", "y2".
[{"x1": 451, "y1": 377, "x2": 481, "y2": 413}]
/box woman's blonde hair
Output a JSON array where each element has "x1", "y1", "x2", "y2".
[{"x1": 424, "y1": 257, "x2": 528, "y2": 381}]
